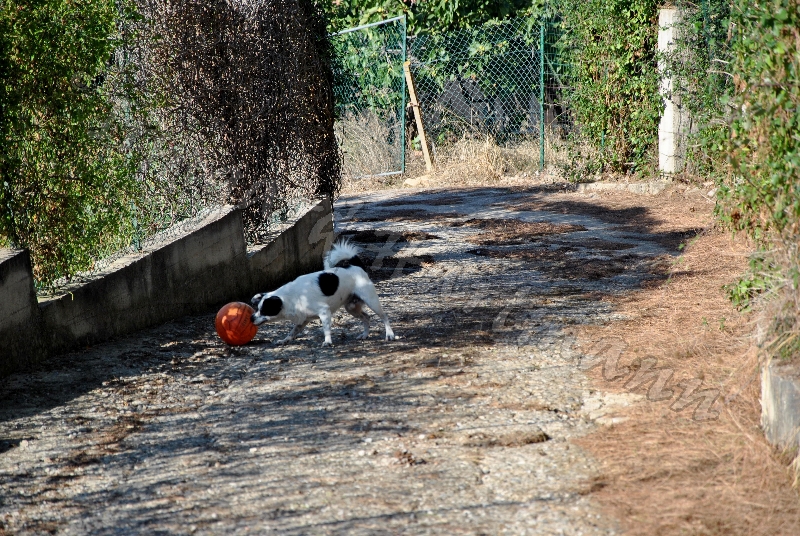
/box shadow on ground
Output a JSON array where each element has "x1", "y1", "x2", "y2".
[{"x1": 0, "y1": 185, "x2": 707, "y2": 534}]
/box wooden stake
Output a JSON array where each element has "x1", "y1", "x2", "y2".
[{"x1": 403, "y1": 61, "x2": 433, "y2": 172}]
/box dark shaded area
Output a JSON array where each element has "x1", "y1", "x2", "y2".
[
  {"x1": 466, "y1": 247, "x2": 657, "y2": 281},
  {"x1": 550, "y1": 237, "x2": 636, "y2": 251},
  {"x1": 335, "y1": 229, "x2": 440, "y2": 244},
  {"x1": 357, "y1": 252, "x2": 436, "y2": 282},
  {"x1": 454, "y1": 218, "x2": 587, "y2": 245},
  {"x1": 0, "y1": 438, "x2": 25, "y2": 455},
  {"x1": 347, "y1": 210, "x2": 465, "y2": 223},
  {"x1": 507, "y1": 198, "x2": 704, "y2": 246},
  {"x1": 378, "y1": 194, "x2": 467, "y2": 208},
  {"x1": 621, "y1": 229, "x2": 705, "y2": 251}
]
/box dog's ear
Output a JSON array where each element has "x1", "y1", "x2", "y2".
[
  {"x1": 250, "y1": 293, "x2": 263, "y2": 306},
  {"x1": 261, "y1": 296, "x2": 283, "y2": 317}
]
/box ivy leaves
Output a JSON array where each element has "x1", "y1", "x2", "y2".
[
  {"x1": 559, "y1": 0, "x2": 662, "y2": 174},
  {"x1": 719, "y1": 0, "x2": 800, "y2": 239}
]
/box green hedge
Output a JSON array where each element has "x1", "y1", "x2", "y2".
[
  {"x1": 717, "y1": 0, "x2": 800, "y2": 240},
  {"x1": 326, "y1": 0, "x2": 542, "y2": 34},
  {"x1": 0, "y1": 0, "x2": 140, "y2": 288},
  {"x1": 559, "y1": 0, "x2": 662, "y2": 174}
]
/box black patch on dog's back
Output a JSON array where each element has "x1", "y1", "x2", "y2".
[
  {"x1": 318, "y1": 272, "x2": 339, "y2": 296},
  {"x1": 334, "y1": 255, "x2": 366, "y2": 270},
  {"x1": 260, "y1": 296, "x2": 283, "y2": 316}
]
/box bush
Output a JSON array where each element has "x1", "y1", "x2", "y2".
[
  {"x1": 326, "y1": 0, "x2": 542, "y2": 34},
  {"x1": 717, "y1": 0, "x2": 800, "y2": 240},
  {"x1": 0, "y1": 0, "x2": 141, "y2": 288},
  {"x1": 1, "y1": 0, "x2": 341, "y2": 289},
  {"x1": 693, "y1": 0, "x2": 799, "y2": 359},
  {"x1": 558, "y1": 0, "x2": 662, "y2": 175},
  {"x1": 134, "y1": 0, "x2": 341, "y2": 243}
]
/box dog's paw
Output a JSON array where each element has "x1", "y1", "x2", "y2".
[
  {"x1": 322, "y1": 341, "x2": 334, "y2": 347},
  {"x1": 275, "y1": 338, "x2": 290, "y2": 346},
  {"x1": 385, "y1": 333, "x2": 396, "y2": 341},
  {"x1": 356, "y1": 332, "x2": 369, "y2": 340}
]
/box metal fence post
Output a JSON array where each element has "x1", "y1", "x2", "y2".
[
  {"x1": 539, "y1": 21, "x2": 545, "y2": 170},
  {"x1": 400, "y1": 14, "x2": 408, "y2": 174}
]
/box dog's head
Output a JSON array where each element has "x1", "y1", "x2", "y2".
[{"x1": 250, "y1": 293, "x2": 284, "y2": 326}]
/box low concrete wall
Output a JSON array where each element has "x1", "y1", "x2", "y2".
[
  {"x1": 0, "y1": 198, "x2": 332, "y2": 377},
  {"x1": 248, "y1": 199, "x2": 333, "y2": 293},
  {"x1": 762, "y1": 358, "x2": 800, "y2": 451},
  {"x1": 0, "y1": 250, "x2": 47, "y2": 377}
]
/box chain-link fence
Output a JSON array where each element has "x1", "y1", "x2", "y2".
[
  {"x1": 407, "y1": 18, "x2": 544, "y2": 152},
  {"x1": 332, "y1": 16, "x2": 576, "y2": 175},
  {"x1": 332, "y1": 16, "x2": 407, "y2": 178}
]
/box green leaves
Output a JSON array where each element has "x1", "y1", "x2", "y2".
[
  {"x1": 0, "y1": 0, "x2": 141, "y2": 288},
  {"x1": 326, "y1": 0, "x2": 543, "y2": 35},
  {"x1": 716, "y1": 0, "x2": 800, "y2": 241},
  {"x1": 558, "y1": 0, "x2": 662, "y2": 174}
]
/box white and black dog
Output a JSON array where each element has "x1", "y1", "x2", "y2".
[{"x1": 250, "y1": 240, "x2": 395, "y2": 346}]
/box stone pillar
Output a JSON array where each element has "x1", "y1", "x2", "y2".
[{"x1": 658, "y1": 8, "x2": 687, "y2": 174}]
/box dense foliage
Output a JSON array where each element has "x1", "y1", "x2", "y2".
[
  {"x1": 666, "y1": 0, "x2": 733, "y2": 178},
  {"x1": 717, "y1": 0, "x2": 800, "y2": 240},
  {"x1": 1, "y1": 0, "x2": 340, "y2": 290},
  {"x1": 0, "y1": 0, "x2": 140, "y2": 287},
  {"x1": 558, "y1": 0, "x2": 662, "y2": 174},
  {"x1": 697, "y1": 0, "x2": 799, "y2": 356},
  {"x1": 137, "y1": 0, "x2": 341, "y2": 243},
  {"x1": 326, "y1": 0, "x2": 542, "y2": 34}
]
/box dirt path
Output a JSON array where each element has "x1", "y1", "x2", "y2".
[{"x1": 1, "y1": 185, "x2": 709, "y2": 535}]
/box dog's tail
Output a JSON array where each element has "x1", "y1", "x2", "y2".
[{"x1": 324, "y1": 239, "x2": 364, "y2": 270}]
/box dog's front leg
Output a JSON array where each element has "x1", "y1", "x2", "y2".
[{"x1": 318, "y1": 308, "x2": 334, "y2": 346}]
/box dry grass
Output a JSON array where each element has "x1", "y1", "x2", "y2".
[
  {"x1": 336, "y1": 111, "x2": 402, "y2": 181},
  {"x1": 341, "y1": 134, "x2": 571, "y2": 193},
  {"x1": 755, "y1": 239, "x2": 800, "y2": 364},
  {"x1": 566, "y1": 190, "x2": 800, "y2": 534}
]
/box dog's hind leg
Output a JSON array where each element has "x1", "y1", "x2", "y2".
[
  {"x1": 277, "y1": 319, "x2": 309, "y2": 345},
  {"x1": 345, "y1": 297, "x2": 370, "y2": 340},
  {"x1": 356, "y1": 286, "x2": 395, "y2": 341},
  {"x1": 318, "y1": 307, "x2": 334, "y2": 346}
]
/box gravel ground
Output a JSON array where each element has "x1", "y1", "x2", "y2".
[{"x1": 0, "y1": 185, "x2": 684, "y2": 535}]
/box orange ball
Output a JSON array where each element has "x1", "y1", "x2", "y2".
[{"x1": 215, "y1": 302, "x2": 258, "y2": 346}]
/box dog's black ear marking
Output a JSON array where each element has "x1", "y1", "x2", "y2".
[
  {"x1": 318, "y1": 272, "x2": 340, "y2": 296},
  {"x1": 261, "y1": 296, "x2": 283, "y2": 316}
]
